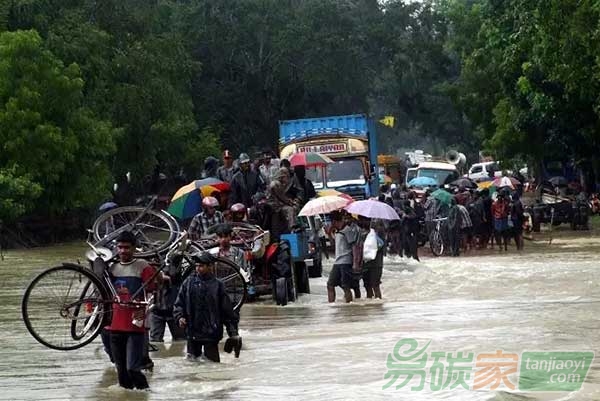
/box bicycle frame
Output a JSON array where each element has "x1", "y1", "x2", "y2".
[
  {"x1": 94, "y1": 196, "x2": 159, "y2": 248},
  {"x1": 86, "y1": 230, "x2": 190, "y2": 307}
]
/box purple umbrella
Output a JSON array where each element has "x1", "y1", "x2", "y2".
[{"x1": 344, "y1": 199, "x2": 400, "y2": 220}]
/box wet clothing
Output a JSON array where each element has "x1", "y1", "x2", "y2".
[
  {"x1": 363, "y1": 250, "x2": 383, "y2": 288},
  {"x1": 327, "y1": 264, "x2": 354, "y2": 289},
  {"x1": 173, "y1": 272, "x2": 239, "y2": 343},
  {"x1": 188, "y1": 211, "x2": 224, "y2": 240},
  {"x1": 149, "y1": 312, "x2": 185, "y2": 342},
  {"x1": 492, "y1": 199, "x2": 510, "y2": 233},
  {"x1": 447, "y1": 205, "x2": 462, "y2": 256},
  {"x1": 107, "y1": 259, "x2": 156, "y2": 333},
  {"x1": 269, "y1": 168, "x2": 296, "y2": 235},
  {"x1": 187, "y1": 340, "x2": 220, "y2": 362},
  {"x1": 110, "y1": 331, "x2": 148, "y2": 389},
  {"x1": 511, "y1": 199, "x2": 525, "y2": 234},
  {"x1": 333, "y1": 224, "x2": 360, "y2": 265},
  {"x1": 230, "y1": 170, "x2": 265, "y2": 208},
  {"x1": 259, "y1": 162, "x2": 279, "y2": 187},
  {"x1": 217, "y1": 165, "x2": 236, "y2": 183}
]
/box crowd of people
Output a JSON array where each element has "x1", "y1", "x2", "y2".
[
  {"x1": 186, "y1": 150, "x2": 316, "y2": 241},
  {"x1": 378, "y1": 184, "x2": 527, "y2": 258},
  {"x1": 97, "y1": 150, "x2": 541, "y2": 391}
]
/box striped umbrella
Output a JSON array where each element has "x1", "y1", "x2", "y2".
[
  {"x1": 168, "y1": 178, "x2": 229, "y2": 220},
  {"x1": 288, "y1": 152, "x2": 334, "y2": 167}
]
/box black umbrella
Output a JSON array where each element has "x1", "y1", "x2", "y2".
[{"x1": 450, "y1": 178, "x2": 477, "y2": 189}]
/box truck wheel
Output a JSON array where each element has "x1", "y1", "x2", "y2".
[
  {"x1": 295, "y1": 262, "x2": 311, "y2": 294},
  {"x1": 275, "y1": 277, "x2": 288, "y2": 306}
]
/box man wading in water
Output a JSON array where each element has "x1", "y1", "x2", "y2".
[
  {"x1": 327, "y1": 211, "x2": 361, "y2": 303},
  {"x1": 106, "y1": 231, "x2": 158, "y2": 390}
]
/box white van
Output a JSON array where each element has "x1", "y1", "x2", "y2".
[{"x1": 466, "y1": 161, "x2": 501, "y2": 181}]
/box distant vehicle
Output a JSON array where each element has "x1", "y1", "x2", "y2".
[
  {"x1": 465, "y1": 161, "x2": 501, "y2": 182},
  {"x1": 405, "y1": 161, "x2": 459, "y2": 188},
  {"x1": 279, "y1": 114, "x2": 379, "y2": 200}
]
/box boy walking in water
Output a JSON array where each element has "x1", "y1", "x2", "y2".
[{"x1": 174, "y1": 252, "x2": 241, "y2": 361}]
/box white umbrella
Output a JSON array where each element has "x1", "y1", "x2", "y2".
[{"x1": 298, "y1": 195, "x2": 351, "y2": 216}]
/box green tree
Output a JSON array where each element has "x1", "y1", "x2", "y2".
[{"x1": 0, "y1": 29, "x2": 117, "y2": 219}]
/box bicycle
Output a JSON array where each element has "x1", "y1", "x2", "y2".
[
  {"x1": 92, "y1": 195, "x2": 180, "y2": 257},
  {"x1": 193, "y1": 222, "x2": 269, "y2": 296},
  {"x1": 21, "y1": 230, "x2": 247, "y2": 351},
  {"x1": 429, "y1": 217, "x2": 447, "y2": 257}
]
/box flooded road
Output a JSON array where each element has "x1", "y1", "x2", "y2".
[{"x1": 1, "y1": 238, "x2": 599, "y2": 400}]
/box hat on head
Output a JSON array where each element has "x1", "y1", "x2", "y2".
[{"x1": 239, "y1": 153, "x2": 250, "y2": 163}]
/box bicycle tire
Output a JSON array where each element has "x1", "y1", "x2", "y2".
[
  {"x1": 92, "y1": 206, "x2": 179, "y2": 257},
  {"x1": 70, "y1": 279, "x2": 106, "y2": 341},
  {"x1": 22, "y1": 265, "x2": 110, "y2": 351},
  {"x1": 430, "y1": 230, "x2": 444, "y2": 257},
  {"x1": 213, "y1": 256, "x2": 247, "y2": 311}
]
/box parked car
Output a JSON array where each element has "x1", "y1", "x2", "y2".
[{"x1": 465, "y1": 162, "x2": 501, "y2": 182}]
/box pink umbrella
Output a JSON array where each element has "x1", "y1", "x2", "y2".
[{"x1": 344, "y1": 199, "x2": 400, "y2": 220}]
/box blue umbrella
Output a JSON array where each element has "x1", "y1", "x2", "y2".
[{"x1": 408, "y1": 177, "x2": 438, "y2": 187}]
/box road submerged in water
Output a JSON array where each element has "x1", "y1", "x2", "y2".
[{"x1": 0, "y1": 237, "x2": 599, "y2": 401}]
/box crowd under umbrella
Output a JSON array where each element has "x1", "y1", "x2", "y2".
[
  {"x1": 167, "y1": 178, "x2": 230, "y2": 220},
  {"x1": 408, "y1": 176, "x2": 438, "y2": 188},
  {"x1": 344, "y1": 199, "x2": 400, "y2": 220}
]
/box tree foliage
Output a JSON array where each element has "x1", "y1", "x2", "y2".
[{"x1": 0, "y1": 29, "x2": 117, "y2": 219}]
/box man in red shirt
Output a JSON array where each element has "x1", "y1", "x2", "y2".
[
  {"x1": 491, "y1": 191, "x2": 510, "y2": 251},
  {"x1": 107, "y1": 231, "x2": 158, "y2": 390}
]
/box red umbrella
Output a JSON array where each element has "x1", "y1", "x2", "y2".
[{"x1": 288, "y1": 152, "x2": 334, "y2": 167}]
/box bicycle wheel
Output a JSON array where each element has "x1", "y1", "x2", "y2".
[
  {"x1": 22, "y1": 265, "x2": 109, "y2": 351},
  {"x1": 70, "y1": 279, "x2": 106, "y2": 341},
  {"x1": 429, "y1": 230, "x2": 444, "y2": 257},
  {"x1": 213, "y1": 257, "x2": 247, "y2": 311},
  {"x1": 92, "y1": 206, "x2": 179, "y2": 257}
]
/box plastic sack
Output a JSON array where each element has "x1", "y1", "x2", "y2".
[{"x1": 363, "y1": 229, "x2": 378, "y2": 262}]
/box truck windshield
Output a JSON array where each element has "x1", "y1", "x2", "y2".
[
  {"x1": 327, "y1": 159, "x2": 365, "y2": 183},
  {"x1": 305, "y1": 159, "x2": 365, "y2": 188},
  {"x1": 418, "y1": 168, "x2": 458, "y2": 186}
]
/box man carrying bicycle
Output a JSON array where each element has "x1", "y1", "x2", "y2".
[{"x1": 106, "y1": 231, "x2": 159, "y2": 390}]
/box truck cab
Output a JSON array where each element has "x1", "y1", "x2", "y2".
[
  {"x1": 405, "y1": 161, "x2": 459, "y2": 187},
  {"x1": 279, "y1": 114, "x2": 379, "y2": 200}
]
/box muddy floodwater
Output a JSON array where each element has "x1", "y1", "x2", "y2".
[{"x1": 1, "y1": 236, "x2": 599, "y2": 401}]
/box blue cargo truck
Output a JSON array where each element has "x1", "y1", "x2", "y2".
[{"x1": 279, "y1": 114, "x2": 379, "y2": 199}]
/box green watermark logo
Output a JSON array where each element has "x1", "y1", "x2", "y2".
[
  {"x1": 383, "y1": 338, "x2": 594, "y2": 392},
  {"x1": 519, "y1": 352, "x2": 594, "y2": 391}
]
